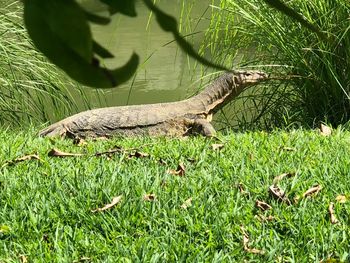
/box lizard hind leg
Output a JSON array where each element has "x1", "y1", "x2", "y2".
[
  {"x1": 39, "y1": 123, "x2": 68, "y2": 137},
  {"x1": 193, "y1": 119, "x2": 217, "y2": 137}
]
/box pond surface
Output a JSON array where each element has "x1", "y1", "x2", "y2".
[{"x1": 80, "y1": 0, "x2": 214, "y2": 108}]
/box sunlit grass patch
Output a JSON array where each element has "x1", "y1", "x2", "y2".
[{"x1": 1, "y1": 127, "x2": 350, "y2": 261}]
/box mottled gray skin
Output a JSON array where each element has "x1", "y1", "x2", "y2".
[{"x1": 39, "y1": 70, "x2": 267, "y2": 138}]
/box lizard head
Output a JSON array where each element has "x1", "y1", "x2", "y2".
[{"x1": 232, "y1": 70, "x2": 268, "y2": 86}]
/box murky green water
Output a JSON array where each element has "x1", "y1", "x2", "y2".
[{"x1": 81, "y1": 0, "x2": 213, "y2": 108}]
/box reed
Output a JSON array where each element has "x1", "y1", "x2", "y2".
[
  {"x1": 206, "y1": 0, "x2": 350, "y2": 129},
  {"x1": 0, "y1": 2, "x2": 93, "y2": 128}
]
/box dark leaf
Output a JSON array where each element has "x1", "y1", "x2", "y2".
[
  {"x1": 25, "y1": 0, "x2": 92, "y2": 62},
  {"x1": 24, "y1": 0, "x2": 139, "y2": 88},
  {"x1": 143, "y1": 0, "x2": 228, "y2": 71},
  {"x1": 106, "y1": 53, "x2": 139, "y2": 87},
  {"x1": 93, "y1": 41, "x2": 114, "y2": 58},
  {"x1": 84, "y1": 11, "x2": 111, "y2": 25},
  {"x1": 99, "y1": 0, "x2": 137, "y2": 17},
  {"x1": 263, "y1": 0, "x2": 327, "y2": 39}
]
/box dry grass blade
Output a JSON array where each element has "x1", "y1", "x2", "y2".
[
  {"x1": 2, "y1": 154, "x2": 41, "y2": 168},
  {"x1": 280, "y1": 146, "x2": 296, "y2": 152},
  {"x1": 255, "y1": 200, "x2": 272, "y2": 211},
  {"x1": 211, "y1": 143, "x2": 224, "y2": 151},
  {"x1": 335, "y1": 195, "x2": 347, "y2": 203},
  {"x1": 273, "y1": 172, "x2": 295, "y2": 185},
  {"x1": 320, "y1": 258, "x2": 343, "y2": 263},
  {"x1": 241, "y1": 226, "x2": 249, "y2": 247},
  {"x1": 0, "y1": 225, "x2": 11, "y2": 234},
  {"x1": 91, "y1": 195, "x2": 122, "y2": 213},
  {"x1": 180, "y1": 197, "x2": 192, "y2": 209},
  {"x1": 237, "y1": 183, "x2": 248, "y2": 195},
  {"x1": 302, "y1": 184, "x2": 322, "y2": 198},
  {"x1": 255, "y1": 214, "x2": 275, "y2": 222},
  {"x1": 168, "y1": 162, "x2": 186, "y2": 176},
  {"x1": 160, "y1": 179, "x2": 167, "y2": 188},
  {"x1": 158, "y1": 158, "x2": 168, "y2": 165},
  {"x1": 94, "y1": 146, "x2": 123, "y2": 157},
  {"x1": 73, "y1": 257, "x2": 92, "y2": 263},
  {"x1": 246, "y1": 247, "x2": 265, "y2": 254},
  {"x1": 73, "y1": 138, "x2": 87, "y2": 146},
  {"x1": 269, "y1": 185, "x2": 291, "y2": 205},
  {"x1": 19, "y1": 255, "x2": 28, "y2": 263},
  {"x1": 328, "y1": 202, "x2": 339, "y2": 224},
  {"x1": 48, "y1": 148, "x2": 84, "y2": 157},
  {"x1": 143, "y1": 194, "x2": 157, "y2": 202},
  {"x1": 320, "y1": 124, "x2": 332, "y2": 136},
  {"x1": 128, "y1": 151, "x2": 149, "y2": 159},
  {"x1": 95, "y1": 146, "x2": 150, "y2": 159},
  {"x1": 13, "y1": 154, "x2": 41, "y2": 162},
  {"x1": 240, "y1": 226, "x2": 265, "y2": 255}
]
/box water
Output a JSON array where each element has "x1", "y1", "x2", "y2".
[{"x1": 80, "y1": 0, "x2": 213, "y2": 108}]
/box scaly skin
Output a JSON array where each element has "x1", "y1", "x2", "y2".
[{"x1": 39, "y1": 70, "x2": 268, "y2": 138}]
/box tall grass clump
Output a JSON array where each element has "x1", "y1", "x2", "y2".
[
  {"x1": 205, "y1": 0, "x2": 349, "y2": 129},
  {"x1": 0, "y1": 2, "x2": 93, "y2": 128}
]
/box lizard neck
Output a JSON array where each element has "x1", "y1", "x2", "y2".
[{"x1": 186, "y1": 72, "x2": 244, "y2": 114}]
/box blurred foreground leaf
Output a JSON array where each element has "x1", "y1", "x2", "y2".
[
  {"x1": 263, "y1": 0, "x2": 326, "y2": 39},
  {"x1": 24, "y1": 0, "x2": 139, "y2": 88},
  {"x1": 99, "y1": 0, "x2": 137, "y2": 16},
  {"x1": 143, "y1": 0, "x2": 228, "y2": 71}
]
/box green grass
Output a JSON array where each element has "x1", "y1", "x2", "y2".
[{"x1": 1, "y1": 128, "x2": 350, "y2": 262}]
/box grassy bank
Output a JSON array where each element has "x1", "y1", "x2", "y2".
[{"x1": 1, "y1": 128, "x2": 350, "y2": 262}]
